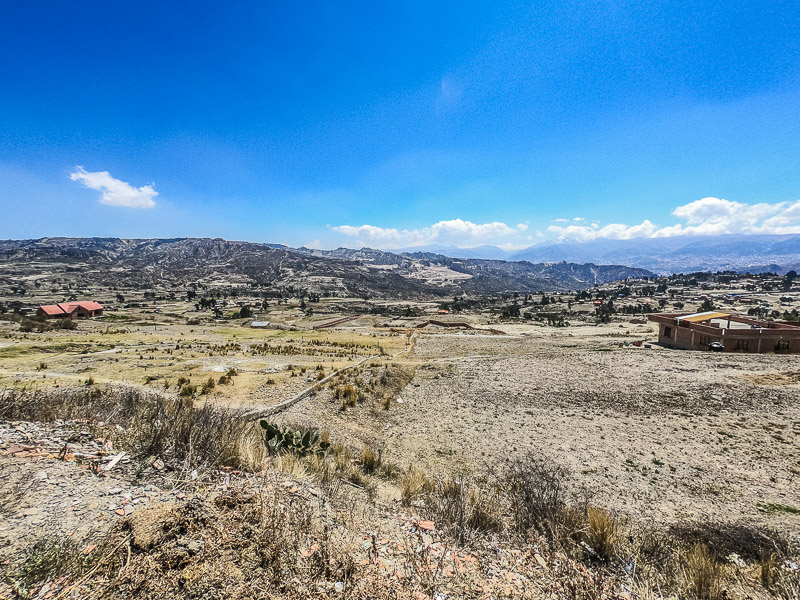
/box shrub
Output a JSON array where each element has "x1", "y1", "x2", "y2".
[
  {"x1": 5, "y1": 537, "x2": 83, "y2": 591},
  {"x1": 179, "y1": 384, "x2": 197, "y2": 398},
  {"x1": 20, "y1": 318, "x2": 51, "y2": 333},
  {"x1": 425, "y1": 474, "x2": 502, "y2": 544},
  {"x1": 359, "y1": 444, "x2": 380, "y2": 473},
  {"x1": 506, "y1": 455, "x2": 571, "y2": 541},
  {"x1": 201, "y1": 377, "x2": 216, "y2": 394}
]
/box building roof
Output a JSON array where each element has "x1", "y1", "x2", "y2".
[
  {"x1": 39, "y1": 303, "x2": 75, "y2": 316},
  {"x1": 676, "y1": 311, "x2": 731, "y2": 323},
  {"x1": 39, "y1": 301, "x2": 103, "y2": 315},
  {"x1": 72, "y1": 301, "x2": 103, "y2": 311}
]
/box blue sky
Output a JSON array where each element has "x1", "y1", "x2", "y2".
[{"x1": 2, "y1": 1, "x2": 799, "y2": 249}]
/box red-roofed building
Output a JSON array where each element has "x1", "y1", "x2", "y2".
[{"x1": 37, "y1": 301, "x2": 104, "y2": 320}]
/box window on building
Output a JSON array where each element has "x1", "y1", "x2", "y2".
[
  {"x1": 735, "y1": 339, "x2": 750, "y2": 351},
  {"x1": 664, "y1": 326, "x2": 672, "y2": 339},
  {"x1": 775, "y1": 340, "x2": 790, "y2": 352}
]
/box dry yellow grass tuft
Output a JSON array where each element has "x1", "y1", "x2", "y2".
[
  {"x1": 585, "y1": 507, "x2": 621, "y2": 561},
  {"x1": 686, "y1": 543, "x2": 723, "y2": 600},
  {"x1": 399, "y1": 466, "x2": 432, "y2": 506}
]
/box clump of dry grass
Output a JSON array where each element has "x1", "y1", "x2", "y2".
[
  {"x1": 201, "y1": 376, "x2": 216, "y2": 394},
  {"x1": 399, "y1": 466, "x2": 432, "y2": 506},
  {"x1": 585, "y1": 507, "x2": 621, "y2": 562},
  {"x1": 425, "y1": 474, "x2": 503, "y2": 544},
  {"x1": 358, "y1": 444, "x2": 380, "y2": 474},
  {"x1": 685, "y1": 543, "x2": 723, "y2": 599},
  {"x1": 340, "y1": 384, "x2": 358, "y2": 408},
  {"x1": 0, "y1": 386, "x2": 263, "y2": 473}
]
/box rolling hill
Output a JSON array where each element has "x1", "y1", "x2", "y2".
[{"x1": 0, "y1": 237, "x2": 652, "y2": 298}]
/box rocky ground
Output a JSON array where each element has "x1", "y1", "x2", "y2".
[
  {"x1": 0, "y1": 420, "x2": 196, "y2": 561},
  {"x1": 0, "y1": 419, "x2": 636, "y2": 600}
]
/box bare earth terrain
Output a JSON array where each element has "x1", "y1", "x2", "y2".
[
  {"x1": 385, "y1": 330, "x2": 799, "y2": 530},
  {"x1": 1, "y1": 281, "x2": 799, "y2": 598},
  {"x1": 278, "y1": 324, "x2": 800, "y2": 539}
]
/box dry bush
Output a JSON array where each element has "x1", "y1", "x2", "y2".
[
  {"x1": 505, "y1": 454, "x2": 584, "y2": 546},
  {"x1": 424, "y1": 474, "x2": 503, "y2": 544},
  {"x1": 624, "y1": 521, "x2": 681, "y2": 590}
]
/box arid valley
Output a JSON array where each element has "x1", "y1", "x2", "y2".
[{"x1": 1, "y1": 254, "x2": 798, "y2": 599}]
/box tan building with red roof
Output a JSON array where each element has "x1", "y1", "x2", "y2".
[
  {"x1": 649, "y1": 311, "x2": 800, "y2": 353},
  {"x1": 37, "y1": 301, "x2": 104, "y2": 320}
]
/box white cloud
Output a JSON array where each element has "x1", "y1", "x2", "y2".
[
  {"x1": 547, "y1": 220, "x2": 658, "y2": 242},
  {"x1": 333, "y1": 196, "x2": 800, "y2": 250},
  {"x1": 497, "y1": 242, "x2": 532, "y2": 251},
  {"x1": 332, "y1": 218, "x2": 522, "y2": 249},
  {"x1": 548, "y1": 197, "x2": 800, "y2": 241},
  {"x1": 70, "y1": 166, "x2": 157, "y2": 208}
]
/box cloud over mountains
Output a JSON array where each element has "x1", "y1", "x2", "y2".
[
  {"x1": 70, "y1": 167, "x2": 157, "y2": 209},
  {"x1": 333, "y1": 197, "x2": 800, "y2": 249}
]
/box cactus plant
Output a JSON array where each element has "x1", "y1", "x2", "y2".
[{"x1": 259, "y1": 420, "x2": 330, "y2": 456}]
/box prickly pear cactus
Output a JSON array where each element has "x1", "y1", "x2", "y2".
[{"x1": 259, "y1": 420, "x2": 329, "y2": 457}]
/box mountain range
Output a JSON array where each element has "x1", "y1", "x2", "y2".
[
  {"x1": 0, "y1": 237, "x2": 651, "y2": 299},
  {"x1": 397, "y1": 234, "x2": 800, "y2": 274}
]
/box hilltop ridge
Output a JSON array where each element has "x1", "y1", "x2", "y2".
[{"x1": 0, "y1": 237, "x2": 652, "y2": 297}]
